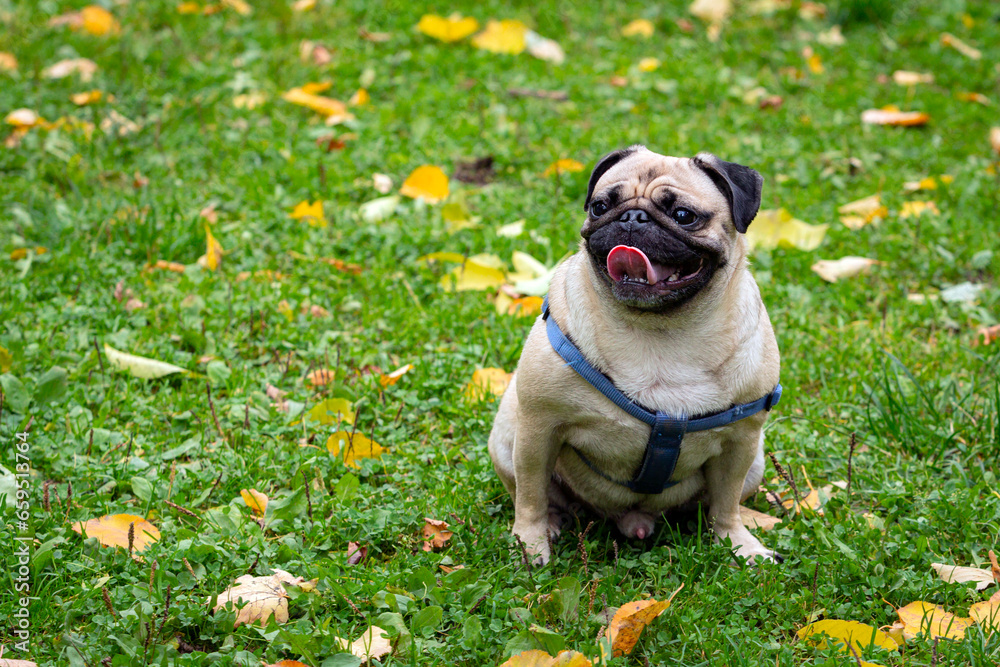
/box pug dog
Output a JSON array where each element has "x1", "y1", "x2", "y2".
[{"x1": 488, "y1": 145, "x2": 781, "y2": 565}]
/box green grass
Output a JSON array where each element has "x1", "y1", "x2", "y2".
[{"x1": 1, "y1": 0, "x2": 999, "y2": 665}]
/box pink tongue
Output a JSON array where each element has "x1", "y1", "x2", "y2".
[{"x1": 607, "y1": 245, "x2": 661, "y2": 283}]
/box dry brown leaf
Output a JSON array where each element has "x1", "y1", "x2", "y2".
[
  {"x1": 72, "y1": 514, "x2": 161, "y2": 552},
  {"x1": 42, "y1": 58, "x2": 98, "y2": 81},
  {"x1": 151, "y1": 260, "x2": 186, "y2": 273},
  {"x1": 346, "y1": 541, "x2": 367, "y2": 565},
  {"x1": 930, "y1": 562, "x2": 995, "y2": 590},
  {"x1": 739, "y1": 506, "x2": 782, "y2": 531},
  {"x1": 892, "y1": 70, "x2": 933, "y2": 85},
  {"x1": 897, "y1": 601, "x2": 973, "y2": 641},
  {"x1": 990, "y1": 127, "x2": 1000, "y2": 155},
  {"x1": 811, "y1": 257, "x2": 879, "y2": 283},
  {"x1": 299, "y1": 40, "x2": 333, "y2": 66},
  {"x1": 265, "y1": 661, "x2": 310, "y2": 667},
  {"x1": 0, "y1": 660, "x2": 39, "y2": 667},
  {"x1": 334, "y1": 626, "x2": 392, "y2": 661},
  {"x1": 0, "y1": 52, "x2": 17, "y2": 72},
  {"x1": 266, "y1": 384, "x2": 288, "y2": 412},
  {"x1": 305, "y1": 368, "x2": 335, "y2": 387},
  {"x1": 240, "y1": 488, "x2": 268, "y2": 516},
  {"x1": 941, "y1": 32, "x2": 981, "y2": 60},
  {"x1": 861, "y1": 109, "x2": 930, "y2": 127},
  {"x1": 422, "y1": 517, "x2": 453, "y2": 551},
  {"x1": 359, "y1": 27, "x2": 392, "y2": 43},
  {"x1": 213, "y1": 574, "x2": 289, "y2": 627},
  {"x1": 991, "y1": 550, "x2": 1000, "y2": 583}
]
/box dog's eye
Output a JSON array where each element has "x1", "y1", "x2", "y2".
[
  {"x1": 590, "y1": 200, "x2": 609, "y2": 217},
  {"x1": 672, "y1": 208, "x2": 697, "y2": 226}
]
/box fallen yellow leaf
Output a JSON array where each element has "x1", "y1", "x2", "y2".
[
  {"x1": 72, "y1": 514, "x2": 161, "y2": 552},
  {"x1": 71, "y1": 90, "x2": 103, "y2": 106},
  {"x1": 326, "y1": 431, "x2": 384, "y2": 468},
  {"x1": 233, "y1": 91, "x2": 267, "y2": 109},
  {"x1": 990, "y1": 127, "x2": 1000, "y2": 155},
  {"x1": 417, "y1": 14, "x2": 479, "y2": 42},
  {"x1": 81, "y1": 5, "x2": 120, "y2": 35},
  {"x1": 745, "y1": 208, "x2": 828, "y2": 251},
  {"x1": 472, "y1": 19, "x2": 528, "y2": 54},
  {"x1": 605, "y1": 598, "x2": 669, "y2": 656},
  {"x1": 956, "y1": 91, "x2": 990, "y2": 106},
  {"x1": 638, "y1": 57, "x2": 660, "y2": 72},
  {"x1": 465, "y1": 367, "x2": 511, "y2": 401},
  {"x1": 418, "y1": 251, "x2": 467, "y2": 264},
  {"x1": 0, "y1": 346, "x2": 11, "y2": 372},
  {"x1": 400, "y1": 165, "x2": 449, "y2": 203},
  {"x1": 380, "y1": 363, "x2": 413, "y2": 387},
  {"x1": 838, "y1": 194, "x2": 887, "y2": 229},
  {"x1": 543, "y1": 159, "x2": 585, "y2": 177},
  {"x1": 898, "y1": 201, "x2": 939, "y2": 218},
  {"x1": 289, "y1": 200, "x2": 327, "y2": 227},
  {"x1": 291, "y1": 0, "x2": 316, "y2": 10},
  {"x1": 805, "y1": 52, "x2": 824, "y2": 74},
  {"x1": 811, "y1": 257, "x2": 879, "y2": 283},
  {"x1": 897, "y1": 601, "x2": 973, "y2": 641},
  {"x1": 970, "y1": 597, "x2": 1000, "y2": 634},
  {"x1": 797, "y1": 619, "x2": 899, "y2": 653},
  {"x1": 221, "y1": 0, "x2": 252, "y2": 15},
  {"x1": 240, "y1": 489, "x2": 268, "y2": 516},
  {"x1": 501, "y1": 650, "x2": 593, "y2": 667},
  {"x1": 861, "y1": 109, "x2": 930, "y2": 126},
  {"x1": 348, "y1": 88, "x2": 370, "y2": 106},
  {"x1": 422, "y1": 517, "x2": 453, "y2": 551},
  {"x1": 197, "y1": 225, "x2": 224, "y2": 271},
  {"x1": 306, "y1": 397, "x2": 355, "y2": 425},
  {"x1": 442, "y1": 256, "x2": 506, "y2": 291},
  {"x1": 622, "y1": 19, "x2": 654, "y2": 38},
  {"x1": 496, "y1": 294, "x2": 544, "y2": 317},
  {"x1": 282, "y1": 87, "x2": 352, "y2": 122}
]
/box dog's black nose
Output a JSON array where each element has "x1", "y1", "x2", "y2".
[{"x1": 618, "y1": 209, "x2": 649, "y2": 223}]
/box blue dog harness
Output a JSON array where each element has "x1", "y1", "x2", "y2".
[{"x1": 542, "y1": 296, "x2": 782, "y2": 495}]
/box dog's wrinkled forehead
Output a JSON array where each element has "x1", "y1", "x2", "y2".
[{"x1": 586, "y1": 147, "x2": 729, "y2": 213}]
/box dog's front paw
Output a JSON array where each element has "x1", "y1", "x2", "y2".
[
  {"x1": 716, "y1": 525, "x2": 782, "y2": 565},
  {"x1": 735, "y1": 542, "x2": 784, "y2": 565},
  {"x1": 513, "y1": 525, "x2": 551, "y2": 566}
]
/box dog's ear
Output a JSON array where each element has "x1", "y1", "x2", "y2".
[
  {"x1": 584, "y1": 146, "x2": 643, "y2": 211},
  {"x1": 693, "y1": 153, "x2": 764, "y2": 233}
]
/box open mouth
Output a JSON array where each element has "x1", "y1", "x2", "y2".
[{"x1": 606, "y1": 245, "x2": 705, "y2": 289}]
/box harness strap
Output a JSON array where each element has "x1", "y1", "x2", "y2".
[{"x1": 541, "y1": 296, "x2": 781, "y2": 494}]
